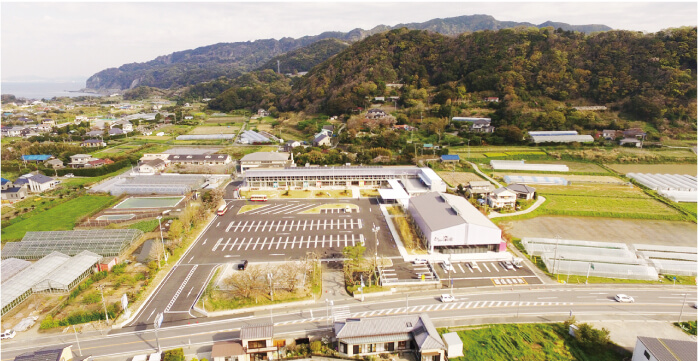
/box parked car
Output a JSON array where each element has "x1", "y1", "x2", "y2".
[
  {"x1": 500, "y1": 261, "x2": 515, "y2": 270},
  {"x1": 64, "y1": 173, "x2": 74, "y2": 178},
  {"x1": 614, "y1": 294, "x2": 635, "y2": 303},
  {"x1": 238, "y1": 260, "x2": 249, "y2": 270},
  {"x1": 512, "y1": 258, "x2": 524, "y2": 268},
  {"x1": 441, "y1": 260, "x2": 455, "y2": 272},
  {"x1": 440, "y1": 294, "x2": 455, "y2": 303},
  {"x1": 0, "y1": 329, "x2": 16, "y2": 340},
  {"x1": 469, "y1": 261, "x2": 480, "y2": 270},
  {"x1": 413, "y1": 259, "x2": 428, "y2": 265}
]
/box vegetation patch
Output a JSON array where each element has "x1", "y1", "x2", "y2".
[
  {"x1": 606, "y1": 163, "x2": 697, "y2": 175},
  {"x1": 441, "y1": 322, "x2": 629, "y2": 361},
  {"x1": 675, "y1": 321, "x2": 697, "y2": 336},
  {"x1": 2, "y1": 195, "x2": 116, "y2": 242}
]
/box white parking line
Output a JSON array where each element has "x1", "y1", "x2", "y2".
[
  {"x1": 259, "y1": 237, "x2": 267, "y2": 250},
  {"x1": 230, "y1": 238, "x2": 238, "y2": 250},
  {"x1": 458, "y1": 264, "x2": 465, "y2": 273},
  {"x1": 276, "y1": 238, "x2": 280, "y2": 249},
  {"x1": 221, "y1": 238, "x2": 230, "y2": 251},
  {"x1": 244, "y1": 238, "x2": 252, "y2": 250},
  {"x1": 268, "y1": 237, "x2": 274, "y2": 250},
  {"x1": 292, "y1": 236, "x2": 296, "y2": 249},
  {"x1": 212, "y1": 238, "x2": 223, "y2": 251},
  {"x1": 306, "y1": 236, "x2": 311, "y2": 248},
  {"x1": 344, "y1": 234, "x2": 349, "y2": 247},
  {"x1": 282, "y1": 220, "x2": 288, "y2": 232},
  {"x1": 284, "y1": 237, "x2": 289, "y2": 249},
  {"x1": 238, "y1": 238, "x2": 245, "y2": 250},
  {"x1": 315, "y1": 235, "x2": 319, "y2": 248},
  {"x1": 482, "y1": 263, "x2": 491, "y2": 272},
  {"x1": 322, "y1": 235, "x2": 326, "y2": 248}
]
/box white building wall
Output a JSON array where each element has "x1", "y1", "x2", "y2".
[
  {"x1": 430, "y1": 224, "x2": 467, "y2": 247},
  {"x1": 631, "y1": 340, "x2": 658, "y2": 361},
  {"x1": 465, "y1": 223, "x2": 502, "y2": 245}
]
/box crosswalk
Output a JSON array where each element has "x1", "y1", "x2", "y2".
[
  {"x1": 211, "y1": 234, "x2": 365, "y2": 252},
  {"x1": 274, "y1": 300, "x2": 575, "y2": 326},
  {"x1": 492, "y1": 277, "x2": 528, "y2": 285},
  {"x1": 242, "y1": 203, "x2": 318, "y2": 215},
  {"x1": 223, "y1": 219, "x2": 363, "y2": 233},
  {"x1": 446, "y1": 262, "x2": 521, "y2": 274}
]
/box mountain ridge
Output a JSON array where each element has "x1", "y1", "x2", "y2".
[{"x1": 85, "y1": 14, "x2": 613, "y2": 91}]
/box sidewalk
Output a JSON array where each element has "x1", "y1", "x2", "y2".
[
  {"x1": 489, "y1": 196, "x2": 546, "y2": 218},
  {"x1": 321, "y1": 262, "x2": 353, "y2": 301}
]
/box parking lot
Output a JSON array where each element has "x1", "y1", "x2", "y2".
[
  {"x1": 433, "y1": 260, "x2": 543, "y2": 287},
  {"x1": 191, "y1": 198, "x2": 400, "y2": 264}
]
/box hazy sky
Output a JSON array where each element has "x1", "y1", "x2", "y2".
[{"x1": 1, "y1": 2, "x2": 696, "y2": 82}]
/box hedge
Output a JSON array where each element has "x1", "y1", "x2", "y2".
[
  {"x1": 163, "y1": 348, "x2": 185, "y2": 361},
  {"x1": 54, "y1": 159, "x2": 131, "y2": 177}
]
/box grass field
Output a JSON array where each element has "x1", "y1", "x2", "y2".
[
  {"x1": 444, "y1": 323, "x2": 628, "y2": 361},
  {"x1": 606, "y1": 163, "x2": 697, "y2": 175},
  {"x1": 511, "y1": 184, "x2": 686, "y2": 221},
  {"x1": 2, "y1": 195, "x2": 116, "y2": 241},
  {"x1": 205, "y1": 116, "x2": 247, "y2": 124},
  {"x1": 188, "y1": 125, "x2": 240, "y2": 135},
  {"x1": 677, "y1": 202, "x2": 697, "y2": 218},
  {"x1": 219, "y1": 146, "x2": 279, "y2": 158}
]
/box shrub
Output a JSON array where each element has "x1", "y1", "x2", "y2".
[
  {"x1": 163, "y1": 348, "x2": 185, "y2": 361},
  {"x1": 310, "y1": 340, "x2": 323, "y2": 353},
  {"x1": 82, "y1": 291, "x2": 101, "y2": 305}
]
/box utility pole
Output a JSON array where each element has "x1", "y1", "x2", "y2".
[
  {"x1": 73, "y1": 325, "x2": 82, "y2": 356},
  {"x1": 157, "y1": 216, "x2": 167, "y2": 264},
  {"x1": 678, "y1": 293, "x2": 688, "y2": 323},
  {"x1": 98, "y1": 285, "x2": 109, "y2": 323},
  {"x1": 553, "y1": 234, "x2": 561, "y2": 282},
  {"x1": 154, "y1": 313, "x2": 163, "y2": 353}
]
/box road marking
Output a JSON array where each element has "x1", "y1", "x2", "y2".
[
  {"x1": 221, "y1": 238, "x2": 230, "y2": 251},
  {"x1": 216, "y1": 222, "x2": 220, "y2": 227},
  {"x1": 212, "y1": 238, "x2": 223, "y2": 252},
  {"x1": 259, "y1": 237, "x2": 267, "y2": 250},
  {"x1": 283, "y1": 237, "x2": 288, "y2": 249},
  {"x1": 238, "y1": 238, "x2": 245, "y2": 250},
  {"x1": 188, "y1": 256, "x2": 194, "y2": 263},
  {"x1": 303, "y1": 220, "x2": 307, "y2": 231},
  {"x1": 315, "y1": 235, "x2": 319, "y2": 248},
  {"x1": 276, "y1": 221, "x2": 282, "y2": 231},
  {"x1": 306, "y1": 236, "x2": 311, "y2": 248},
  {"x1": 147, "y1": 309, "x2": 156, "y2": 320},
  {"x1": 245, "y1": 238, "x2": 252, "y2": 250},
  {"x1": 202, "y1": 238, "x2": 207, "y2": 245},
  {"x1": 187, "y1": 286, "x2": 195, "y2": 298},
  {"x1": 268, "y1": 237, "x2": 274, "y2": 250},
  {"x1": 589, "y1": 292, "x2": 607, "y2": 295},
  {"x1": 164, "y1": 265, "x2": 198, "y2": 313},
  {"x1": 230, "y1": 238, "x2": 238, "y2": 250},
  {"x1": 270, "y1": 254, "x2": 284, "y2": 256},
  {"x1": 254, "y1": 221, "x2": 261, "y2": 232},
  {"x1": 482, "y1": 263, "x2": 490, "y2": 272},
  {"x1": 276, "y1": 238, "x2": 280, "y2": 249},
  {"x1": 253, "y1": 237, "x2": 260, "y2": 250},
  {"x1": 345, "y1": 234, "x2": 349, "y2": 247},
  {"x1": 322, "y1": 235, "x2": 325, "y2": 248},
  {"x1": 458, "y1": 264, "x2": 465, "y2": 273},
  {"x1": 292, "y1": 236, "x2": 296, "y2": 249}
]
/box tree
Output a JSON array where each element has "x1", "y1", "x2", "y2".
[
  {"x1": 168, "y1": 220, "x2": 184, "y2": 241},
  {"x1": 342, "y1": 244, "x2": 366, "y2": 271}
]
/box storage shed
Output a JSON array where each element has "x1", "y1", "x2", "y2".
[{"x1": 441, "y1": 332, "x2": 463, "y2": 358}]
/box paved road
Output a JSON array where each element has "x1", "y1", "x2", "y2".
[
  {"x1": 3, "y1": 286, "x2": 695, "y2": 361},
  {"x1": 489, "y1": 196, "x2": 547, "y2": 218}
]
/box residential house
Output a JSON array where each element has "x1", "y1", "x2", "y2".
[
  {"x1": 167, "y1": 154, "x2": 232, "y2": 166},
  {"x1": 506, "y1": 184, "x2": 536, "y2": 200},
  {"x1": 623, "y1": 128, "x2": 647, "y2": 140},
  {"x1": 631, "y1": 336, "x2": 696, "y2": 361},
  {"x1": 136, "y1": 159, "x2": 167, "y2": 173},
  {"x1": 1, "y1": 178, "x2": 28, "y2": 202},
  {"x1": 334, "y1": 314, "x2": 446, "y2": 361},
  {"x1": 17, "y1": 117, "x2": 34, "y2": 123},
  {"x1": 13, "y1": 345, "x2": 75, "y2": 361},
  {"x1": 602, "y1": 129, "x2": 618, "y2": 140},
  {"x1": 392, "y1": 124, "x2": 414, "y2": 131},
  {"x1": 240, "y1": 324, "x2": 277, "y2": 361},
  {"x1": 37, "y1": 124, "x2": 53, "y2": 133},
  {"x1": 487, "y1": 187, "x2": 517, "y2": 208},
  {"x1": 74, "y1": 115, "x2": 89, "y2": 124},
  {"x1": 108, "y1": 128, "x2": 125, "y2": 136},
  {"x1": 13, "y1": 174, "x2": 57, "y2": 193},
  {"x1": 484, "y1": 97, "x2": 499, "y2": 102},
  {"x1": 322, "y1": 124, "x2": 334, "y2": 135},
  {"x1": 212, "y1": 341, "x2": 245, "y2": 361},
  {"x1": 69, "y1": 154, "x2": 97, "y2": 168},
  {"x1": 313, "y1": 134, "x2": 331, "y2": 147},
  {"x1": 81, "y1": 139, "x2": 106, "y2": 147},
  {"x1": 1, "y1": 126, "x2": 23, "y2": 137},
  {"x1": 45, "y1": 159, "x2": 65, "y2": 169},
  {"x1": 41, "y1": 119, "x2": 56, "y2": 126},
  {"x1": 470, "y1": 119, "x2": 495, "y2": 133},
  {"x1": 87, "y1": 158, "x2": 114, "y2": 168},
  {"x1": 111, "y1": 120, "x2": 133, "y2": 133},
  {"x1": 85, "y1": 130, "x2": 104, "y2": 137},
  {"x1": 466, "y1": 181, "x2": 495, "y2": 199},
  {"x1": 283, "y1": 140, "x2": 302, "y2": 152},
  {"x1": 366, "y1": 108, "x2": 387, "y2": 119},
  {"x1": 21, "y1": 155, "x2": 53, "y2": 163},
  {"x1": 140, "y1": 153, "x2": 172, "y2": 162},
  {"x1": 257, "y1": 109, "x2": 270, "y2": 117},
  {"x1": 240, "y1": 152, "x2": 293, "y2": 174}
]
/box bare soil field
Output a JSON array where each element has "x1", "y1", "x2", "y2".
[
  {"x1": 494, "y1": 173, "x2": 626, "y2": 184},
  {"x1": 437, "y1": 171, "x2": 485, "y2": 186},
  {"x1": 206, "y1": 116, "x2": 246, "y2": 124},
  {"x1": 188, "y1": 125, "x2": 240, "y2": 135},
  {"x1": 606, "y1": 163, "x2": 697, "y2": 175},
  {"x1": 500, "y1": 216, "x2": 697, "y2": 247}
]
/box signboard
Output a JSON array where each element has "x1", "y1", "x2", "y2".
[{"x1": 121, "y1": 294, "x2": 128, "y2": 311}]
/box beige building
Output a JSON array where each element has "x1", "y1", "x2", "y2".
[
  {"x1": 487, "y1": 187, "x2": 517, "y2": 208},
  {"x1": 240, "y1": 152, "x2": 293, "y2": 174}
]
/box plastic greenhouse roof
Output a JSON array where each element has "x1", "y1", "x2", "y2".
[
  {"x1": 1, "y1": 258, "x2": 31, "y2": 283},
  {"x1": 1, "y1": 252, "x2": 70, "y2": 310},
  {"x1": 33, "y1": 250, "x2": 102, "y2": 292},
  {"x1": 1, "y1": 229, "x2": 143, "y2": 260}
]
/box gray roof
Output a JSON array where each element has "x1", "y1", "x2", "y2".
[
  {"x1": 335, "y1": 314, "x2": 445, "y2": 351},
  {"x1": 239, "y1": 130, "x2": 270, "y2": 143},
  {"x1": 240, "y1": 152, "x2": 289, "y2": 162},
  {"x1": 408, "y1": 192, "x2": 466, "y2": 231},
  {"x1": 245, "y1": 166, "x2": 420, "y2": 179},
  {"x1": 1, "y1": 258, "x2": 31, "y2": 283},
  {"x1": 45, "y1": 159, "x2": 63, "y2": 165},
  {"x1": 493, "y1": 187, "x2": 515, "y2": 195},
  {"x1": 314, "y1": 134, "x2": 329, "y2": 142},
  {"x1": 637, "y1": 336, "x2": 697, "y2": 361},
  {"x1": 82, "y1": 139, "x2": 103, "y2": 143},
  {"x1": 28, "y1": 174, "x2": 54, "y2": 184},
  {"x1": 439, "y1": 193, "x2": 500, "y2": 229},
  {"x1": 143, "y1": 159, "x2": 166, "y2": 168},
  {"x1": 168, "y1": 154, "x2": 230, "y2": 162},
  {"x1": 240, "y1": 324, "x2": 273, "y2": 340},
  {"x1": 14, "y1": 346, "x2": 72, "y2": 361},
  {"x1": 469, "y1": 181, "x2": 492, "y2": 187},
  {"x1": 506, "y1": 184, "x2": 536, "y2": 194},
  {"x1": 86, "y1": 130, "x2": 103, "y2": 136}
]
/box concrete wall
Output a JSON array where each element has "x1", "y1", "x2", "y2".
[{"x1": 465, "y1": 223, "x2": 502, "y2": 246}]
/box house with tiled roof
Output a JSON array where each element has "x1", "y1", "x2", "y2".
[
  {"x1": 334, "y1": 314, "x2": 446, "y2": 361},
  {"x1": 13, "y1": 344, "x2": 75, "y2": 361}
]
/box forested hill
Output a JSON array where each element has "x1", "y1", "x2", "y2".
[
  {"x1": 85, "y1": 14, "x2": 611, "y2": 91},
  {"x1": 281, "y1": 27, "x2": 697, "y2": 128},
  {"x1": 258, "y1": 39, "x2": 350, "y2": 74}
]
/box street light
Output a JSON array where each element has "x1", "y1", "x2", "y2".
[
  {"x1": 97, "y1": 285, "x2": 109, "y2": 323},
  {"x1": 154, "y1": 312, "x2": 163, "y2": 353},
  {"x1": 678, "y1": 293, "x2": 688, "y2": 323},
  {"x1": 72, "y1": 325, "x2": 82, "y2": 356},
  {"x1": 157, "y1": 216, "x2": 168, "y2": 264}
]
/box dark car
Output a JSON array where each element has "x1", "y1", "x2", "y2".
[{"x1": 238, "y1": 260, "x2": 248, "y2": 270}]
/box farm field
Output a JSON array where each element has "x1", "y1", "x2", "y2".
[
  {"x1": 450, "y1": 146, "x2": 546, "y2": 160},
  {"x1": 1, "y1": 195, "x2": 116, "y2": 242},
  {"x1": 501, "y1": 216, "x2": 697, "y2": 247},
  {"x1": 445, "y1": 323, "x2": 628, "y2": 361},
  {"x1": 219, "y1": 145, "x2": 279, "y2": 157},
  {"x1": 188, "y1": 125, "x2": 241, "y2": 135},
  {"x1": 494, "y1": 173, "x2": 625, "y2": 184},
  {"x1": 606, "y1": 163, "x2": 697, "y2": 175},
  {"x1": 205, "y1": 116, "x2": 247, "y2": 124},
  {"x1": 437, "y1": 171, "x2": 486, "y2": 186},
  {"x1": 677, "y1": 202, "x2": 697, "y2": 218}
]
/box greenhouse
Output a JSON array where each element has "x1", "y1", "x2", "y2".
[
  {"x1": 108, "y1": 174, "x2": 206, "y2": 196},
  {"x1": 503, "y1": 175, "x2": 569, "y2": 185},
  {"x1": 176, "y1": 134, "x2": 235, "y2": 140},
  {"x1": 1, "y1": 252, "x2": 70, "y2": 315},
  {"x1": 33, "y1": 250, "x2": 102, "y2": 293},
  {"x1": 627, "y1": 173, "x2": 697, "y2": 192},
  {"x1": 491, "y1": 160, "x2": 569, "y2": 172},
  {"x1": 1, "y1": 258, "x2": 31, "y2": 283},
  {"x1": 1, "y1": 229, "x2": 143, "y2": 260}
]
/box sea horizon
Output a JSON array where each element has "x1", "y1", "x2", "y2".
[{"x1": 1, "y1": 81, "x2": 102, "y2": 100}]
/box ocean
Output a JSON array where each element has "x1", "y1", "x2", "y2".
[{"x1": 0, "y1": 81, "x2": 101, "y2": 100}]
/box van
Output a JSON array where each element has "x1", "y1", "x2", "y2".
[
  {"x1": 238, "y1": 260, "x2": 248, "y2": 270},
  {"x1": 0, "y1": 329, "x2": 15, "y2": 340}
]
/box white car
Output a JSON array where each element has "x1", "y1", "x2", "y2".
[
  {"x1": 64, "y1": 173, "x2": 74, "y2": 178},
  {"x1": 0, "y1": 329, "x2": 16, "y2": 340},
  {"x1": 413, "y1": 259, "x2": 428, "y2": 265},
  {"x1": 614, "y1": 294, "x2": 635, "y2": 303},
  {"x1": 440, "y1": 294, "x2": 455, "y2": 303},
  {"x1": 442, "y1": 260, "x2": 455, "y2": 272}
]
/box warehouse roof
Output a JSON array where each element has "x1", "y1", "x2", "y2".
[
  {"x1": 1, "y1": 258, "x2": 31, "y2": 284},
  {"x1": 245, "y1": 166, "x2": 421, "y2": 178},
  {"x1": 335, "y1": 314, "x2": 445, "y2": 351},
  {"x1": 240, "y1": 152, "x2": 289, "y2": 162},
  {"x1": 441, "y1": 155, "x2": 460, "y2": 161},
  {"x1": 240, "y1": 324, "x2": 273, "y2": 340},
  {"x1": 439, "y1": 193, "x2": 500, "y2": 229},
  {"x1": 33, "y1": 250, "x2": 102, "y2": 292},
  {"x1": 636, "y1": 336, "x2": 696, "y2": 361},
  {"x1": 1, "y1": 252, "x2": 70, "y2": 311},
  {"x1": 409, "y1": 192, "x2": 466, "y2": 231}
]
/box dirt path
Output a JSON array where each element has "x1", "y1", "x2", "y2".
[{"x1": 466, "y1": 161, "x2": 502, "y2": 188}]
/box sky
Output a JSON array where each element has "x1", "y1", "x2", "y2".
[{"x1": 1, "y1": 1, "x2": 696, "y2": 82}]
